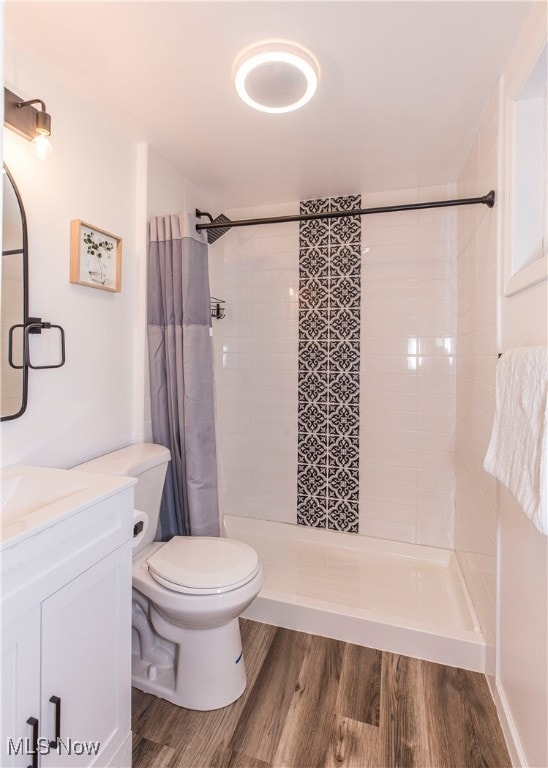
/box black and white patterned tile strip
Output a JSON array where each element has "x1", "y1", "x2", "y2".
[{"x1": 297, "y1": 195, "x2": 361, "y2": 533}]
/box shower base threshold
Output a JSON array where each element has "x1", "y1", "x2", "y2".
[{"x1": 225, "y1": 515, "x2": 485, "y2": 672}]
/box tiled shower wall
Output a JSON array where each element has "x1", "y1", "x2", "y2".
[
  {"x1": 455, "y1": 86, "x2": 499, "y2": 668},
  {"x1": 213, "y1": 185, "x2": 457, "y2": 548}
]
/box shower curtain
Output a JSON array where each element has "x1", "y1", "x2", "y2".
[{"x1": 147, "y1": 213, "x2": 219, "y2": 538}]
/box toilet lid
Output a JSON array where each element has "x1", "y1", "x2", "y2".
[{"x1": 147, "y1": 536, "x2": 260, "y2": 595}]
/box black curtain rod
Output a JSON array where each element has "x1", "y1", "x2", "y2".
[{"x1": 196, "y1": 190, "x2": 495, "y2": 234}]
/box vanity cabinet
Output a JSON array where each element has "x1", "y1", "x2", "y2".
[{"x1": 1, "y1": 471, "x2": 135, "y2": 768}]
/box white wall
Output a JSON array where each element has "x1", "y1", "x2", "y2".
[
  {"x1": 456, "y1": 5, "x2": 547, "y2": 766},
  {"x1": 496, "y1": 7, "x2": 548, "y2": 767},
  {"x1": 217, "y1": 186, "x2": 457, "y2": 547},
  {"x1": 1, "y1": 42, "x2": 143, "y2": 467}
]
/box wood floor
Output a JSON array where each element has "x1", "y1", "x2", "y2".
[{"x1": 132, "y1": 619, "x2": 511, "y2": 768}]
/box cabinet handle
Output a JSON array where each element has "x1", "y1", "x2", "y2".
[
  {"x1": 49, "y1": 695, "x2": 61, "y2": 748},
  {"x1": 26, "y1": 717, "x2": 38, "y2": 768}
]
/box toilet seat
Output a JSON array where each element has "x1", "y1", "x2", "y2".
[{"x1": 147, "y1": 536, "x2": 260, "y2": 595}]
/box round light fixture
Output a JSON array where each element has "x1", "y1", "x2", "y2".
[{"x1": 234, "y1": 41, "x2": 319, "y2": 114}]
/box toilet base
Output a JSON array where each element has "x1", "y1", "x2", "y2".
[{"x1": 132, "y1": 614, "x2": 247, "y2": 711}]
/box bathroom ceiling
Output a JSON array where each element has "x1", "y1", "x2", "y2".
[{"x1": 4, "y1": 1, "x2": 532, "y2": 208}]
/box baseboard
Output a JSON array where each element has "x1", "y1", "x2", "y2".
[{"x1": 494, "y1": 679, "x2": 528, "y2": 768}]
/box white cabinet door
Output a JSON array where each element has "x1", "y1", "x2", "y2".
[
  {"x1": 1, "y1": 610, "x2": 41, "y2": 768},
  {"x1": 40, "y1": 544, "x2": 131, "y2": 768}
]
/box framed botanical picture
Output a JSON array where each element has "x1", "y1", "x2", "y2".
[{"x1": 70, "y1": 220, "x2": 122, "y2": 292}]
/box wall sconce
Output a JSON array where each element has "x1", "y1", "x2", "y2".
[{"x1": 4, "y1": 87, "x2": 53, "y2": 159}]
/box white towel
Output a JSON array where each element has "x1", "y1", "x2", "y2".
[{"x1": 484, "y1": 346, "x2": 548, "y2": 535}]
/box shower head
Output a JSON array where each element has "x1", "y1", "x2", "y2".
[
  {"x1": 195, "y1": 209, "x2": 232, "y2": 244},
  {"x1": 206, "y1": 214, "x2": 232, "y2": 244}
]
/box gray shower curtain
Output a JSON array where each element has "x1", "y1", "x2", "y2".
[{"x1": 148, "y1": 213, "x2": 219, "y2": 538}]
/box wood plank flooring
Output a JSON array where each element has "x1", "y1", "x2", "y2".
[{"x1": 132, "y1": 619, "x2": 511, "y2": 768}]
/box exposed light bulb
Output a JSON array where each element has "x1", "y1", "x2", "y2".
[{"x1": 31, "y1": 133, "x2": 53, "y2": 160}]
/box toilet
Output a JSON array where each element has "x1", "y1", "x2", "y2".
[{"x1": 73, "y1": 442, "x2": 263, "y2": 711}]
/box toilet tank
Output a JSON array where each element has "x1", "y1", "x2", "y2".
[{"x1": 73, "y1": 443, "x2": 171, "y2": 548}]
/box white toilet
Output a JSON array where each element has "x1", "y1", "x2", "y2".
[{"x1": 74, "y1": 442, "x2": 263, "y2": 711}]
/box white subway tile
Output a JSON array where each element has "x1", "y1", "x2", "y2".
[
  {"x1": 222, "y1": 368, "x2": 252, "y2": 388},
  {"x1": 361, "y1": 479, "x2": 416, "y2": 506},
  {"x1": 252, "y1": 368, "x2": 296, "y2": 388},
  {"x1": 362, "y1": 242, "x2": 420, "y2": 265},
  {"x1": 361, "y1": 445, "x2": 417, "y2": 468},
  {"x1": 362, "y1": 317, "x2": 419, "y2": 338},
  {"x1": 222, "y1": 338, "x2": 252, "y2": 355},
  {"x1": 416, "y1": 469, "x2": 456, "y2": 491},
  {"x1": 361, "y1": 426, "x2": 417, "y2": 450},
  {"x1": 418, "y1": 411, "x2": 456, "y2": 434},
  {"x1": 417, "y1": 374, "x2": 456, "y2": 395},
  {"x1": 252, "y1": 335, "x2": 298, "y2": 355},
  {"x1": 361, "y1": 390, "x2": 417, "y2": 412},
  {"x1": 250, "y1": 450, "x2": 296, "y2": 472},
  {"x1": 252, "y1": 283, "x2": 299, "y2": 304},
  {"x1": 417, "y1": 449, "x2": 455, "y2": 472},
  {"x1": 361, "y1": 463, "x2": 417, "y2": 488},
  {"x1": 359, "y1": 517, "x2": 416, "y2": 544},
  {"x1": 418, "y1": 392, "x2": 456, "y2": 414},
  {"x1": 417, "y1": 487, "x2": 455, "y2": 512},
  {"x1": 361, "y1": 408, "x2": 417, "y2": 431},
  {"x1": 416, "y1": 525, "x2": 454, "y2": 549},
  {"x1": 222, "y1": 352, "x2": 252, "y2": 370},
  {"x1": 362, "y1": 336, "x2": 416, "y2": 356},
  {"x1": 364, "y1": 224, "x2": 421, "y2": 247},
  {"x1": 252, "y1": 352, "x2": 298, "y2": 371},
  {"x1": 362, "y1": 371, "x2": 417, "y2": 394},
  {"x1": 363, "y1": 261, "x2": 418, "y2": 281},
  {"x1": 223, "y1": 285, "x2": 252, "y2": 305},
  {"x1": 416, "y1": 431, "x2": 455, "y2": 452},
  {"x1": 363, "y1": 296, "x2": 418, "y2": 320}
]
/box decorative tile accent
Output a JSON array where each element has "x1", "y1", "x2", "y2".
[
  {"x1": 299, "y1": 219, "x2": 329, "y2": 249},
  {"x1": 299, "y1": 279, "x2": 329, "y2": 311},
  {"x1": 297, "y1": 195, "x2": 361, "y2": 533},
  {"x1": 298, "y1": 433, "x2": 328, "y2": 465},
  {"x1": 329, "y1": 434, "x2": 360, "y2": 469},
  {"x1": 300, "y1": 248, "x2": 330, "y2": 279},
  {"x1": 329, "y1": 341, "x2": 360, "y2": 373},
  {"x1": 327, "y1": 500, "x2": 360, "y2": 532},
  {"x1": 300, "y1": 199, "x2": 330, "y2": 215},
  {"x1": 331, "y1": 195, "x2": 361, "y2": 213},
  {"x1": 331, "y1": 216, "x2": 361, "y2": 246},
  {"x1": 298, "y1": 371, "x2": 329, "y2": 402},
  {"x1": 330, "y1": 309, "x2": 360, "y2": 340},
  {"x1": 297, "y1": 464, "x2": 328, "y2": 496},
  {"x1": 298, "y1": 402, "x2": 328, "y2": 434},
  {"x1": 328, "y1": 372, "x2": 360, "y2": 406},
  {"x1": 299, "y1": 310, "x2": 329, "y2": 340},
  {"x1": 331, "y1": 245, "x2": 361, "y2": 278},
  {"x1": 330, "y1": 277, "x2": 361, "y2": 308},
  {"x1": 329, "y1": 466, "x2": 359, "y2": 500},
  {"x1": 329, "y1": 403, "x2": 360, "y2": 437},
  {"x1": 297, "y1": 496, "x2": 327, "y2": 528},
  {"x1": 298, "y1": 340, "x2": 328, "y2": 372}
]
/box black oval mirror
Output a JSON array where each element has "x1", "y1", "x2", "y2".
[{"x1": 1, "y1": 164, "x2": 28, "y2": 421}]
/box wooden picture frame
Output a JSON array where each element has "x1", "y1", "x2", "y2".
[{"x1": 70, "y1": 220, "x2": 122, "y2": 292}]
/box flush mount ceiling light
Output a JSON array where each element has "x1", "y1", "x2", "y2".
[{"x1": 234, "y1": 41, "x2": 319, "y2": 114}]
